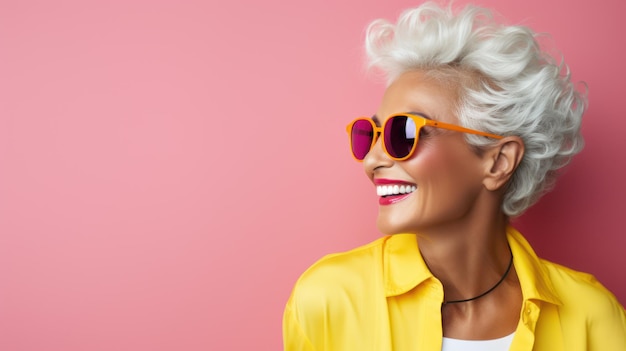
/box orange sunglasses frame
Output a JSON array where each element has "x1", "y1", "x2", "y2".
[{"x1": 346, "y1": 113, "x2": 504, "y2": 162}]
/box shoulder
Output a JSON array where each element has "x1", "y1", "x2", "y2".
[
  {"x1": 508, "y1": 226, "x2": 624, "y2": 322},
  {"x1": 284, "y1": 237, "x2": 392, "y2": 350},
  {"x1": 541, "y1": 259, "x2": 620, "y2": 306},
  {"x1": 287, "y1": 237, "x2": 388, "y2": 317},
  {"x1": 540, "y1": 259, "x2": 625, "y2": 324},
  {"x1": 292, "y1": 236, "x2": 387, "y2": 297}
]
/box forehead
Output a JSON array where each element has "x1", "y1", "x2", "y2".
[{"x1": 376, "y1": 70, "x2": 462, "y2": 124}]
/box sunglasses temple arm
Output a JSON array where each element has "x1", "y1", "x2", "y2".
[{"x1": 428, "y1": 120, "x2": 503, "y2": 140}]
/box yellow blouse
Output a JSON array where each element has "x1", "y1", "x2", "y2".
[{"x1": 283, "y1": 227, "x2": 626, "y2": 350}]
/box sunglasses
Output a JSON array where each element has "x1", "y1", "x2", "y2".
[{"x1": 346, "y1": 113, "x2": 503, "y2": 161}]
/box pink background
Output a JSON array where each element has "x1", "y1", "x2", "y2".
[{"x1": 1, "y1": 0, "x2": 625, "y2": 350}]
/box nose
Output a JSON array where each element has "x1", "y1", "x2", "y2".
[{"x1": 363, "y1": 133, "x2": 393, "y2": 175}]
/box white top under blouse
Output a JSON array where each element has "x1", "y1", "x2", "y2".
[{"x1": 441, "y1": 332, "x2": 515, "y2": 351}]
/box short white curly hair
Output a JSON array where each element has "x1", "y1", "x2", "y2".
[{"x1": 365, "y1": 2, "x2": 586, "y2": 216}]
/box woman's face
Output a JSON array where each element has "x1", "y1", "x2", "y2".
[{"x1": 364, "y1": 70, "x2": 488, "y2": 235}]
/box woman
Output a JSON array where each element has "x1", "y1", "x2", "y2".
[{"x1": 283, "y1": 3, "x2": 626, "y2": 350}]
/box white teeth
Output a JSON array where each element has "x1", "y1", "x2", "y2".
[{"x1": 376, "y1": 184, "x2": 416, "y2": 196}]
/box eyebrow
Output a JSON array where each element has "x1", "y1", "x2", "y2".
[
  {"x1": 408, "y1": 111, "x2": 432, "y2": 119},
  {"x1": 372, "y1": 111, "x2": 433, "y2": 125},
  {"x1": 372, "y1": 115, "x2": 381, "y2": 126}
]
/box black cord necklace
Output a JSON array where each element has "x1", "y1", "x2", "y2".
[{"x1": 442, "y1": 246, "x2": 513, "y2": 305}]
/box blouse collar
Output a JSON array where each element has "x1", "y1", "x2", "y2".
[{"x1": 382, "y1": 226, "x2": 562, "y2": 305}]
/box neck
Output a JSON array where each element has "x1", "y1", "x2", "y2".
[
  {"x1": 443, "y1": 244, "x2": 513, "y2": 305},
  {"x1": 416, "y1": 214, "x2": 512, "y2": 305}
]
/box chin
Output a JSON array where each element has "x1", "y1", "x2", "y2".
[{"x1": 376, "y1": 216, "x2": 417, "y2": 235}]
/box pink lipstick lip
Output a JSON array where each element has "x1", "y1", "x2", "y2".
[
  {"x1": 379, "y1": 193, "x2": 413, "y2": 205},
  {"x1": 374, "y1": 178, "x2": 416, "y2": 186}
]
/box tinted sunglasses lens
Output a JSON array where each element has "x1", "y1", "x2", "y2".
[
  {"x1": 351, "y1": 119, "x2": 374, "y2": 160},
  {"x1": 384, "y1": 116, "x2": 417, "y2": 159}
]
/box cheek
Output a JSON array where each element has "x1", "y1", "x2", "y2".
[
  {"x1": 406, "y1": 141, "x2": 484, "y2": 204},
  {"x1": 405, "y1": 141, "x2": 468, "y2": 182}
]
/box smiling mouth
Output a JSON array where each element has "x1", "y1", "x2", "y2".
[{"x1": 376, "y1": 184, "x2": 417, "y2": 197}]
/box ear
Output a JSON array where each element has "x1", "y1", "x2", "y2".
[{"x1": 483, "y1": 136, "x2": 525, "y2": 191}]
